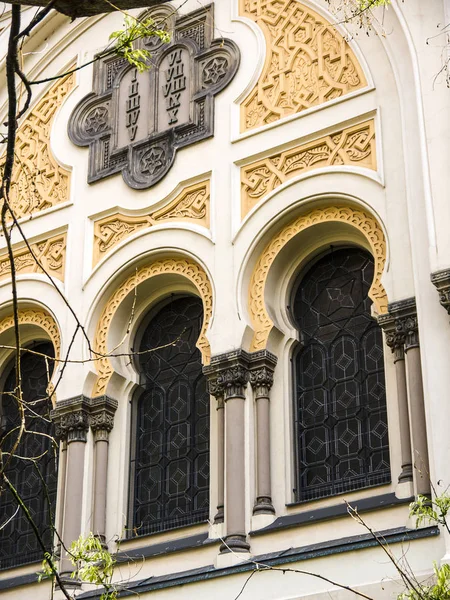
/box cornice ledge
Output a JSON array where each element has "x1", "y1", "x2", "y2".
[{"x1": 431, "y1": 269, "x2": 450, "y2": 316}]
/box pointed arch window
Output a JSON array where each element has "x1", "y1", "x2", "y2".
[
  {"x1": 129, "y1": 295, "x2": 210, "y2": 536},
  {"x1": 292, "y1": 248, "x2": 390, "y2": 502},
  {"x1": 0, "y1": 342, "x2": 57, "y2": 570}
]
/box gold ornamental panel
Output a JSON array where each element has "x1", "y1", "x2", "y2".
[
  {"x1": 248, "y1": 205, "x2": 387, "y2": 351},
  {"x1": 241, "y1": 119, "x2": 376, "y2": 218},
  {"x1": 93, "y1": 180, "x2": 210, "y2": 266},
  {"x1": 0, "y1": 233, "x2": 66, "y2": 282},
  {"x1": 240, "y1": 0, "x2": 367, "y2": 131},
  {"x1": 4, "y1": 72, "x2": 74, "y2": 219}
]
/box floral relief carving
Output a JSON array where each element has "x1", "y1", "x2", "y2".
[
  {"x1": 239, "y1": 0, "x2": 367, "y2": 131},
  {"x1": 93, "y1": 181, "x2": 210, "y2": 266},
  {"x1": 241, "y1": 120, "x2": 376, "y2": 218},
  {"x1": 93, "y1": 257, "x2": 213, "y2": 397},
  {"x1": 2, "y1": 73, "x2": 75, "y2": 219},
  {"x1": 0, "y1": 309, "x2": 61, "y2": 360},
  {"x1": 0, "y1": 233, "x2": 66, "y2": 282},
  {"x1": 248, "y1": 205, "x2": 387, "y2": 351}
]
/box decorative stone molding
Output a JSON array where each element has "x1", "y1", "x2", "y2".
[
  {"x1": 205, "y1": 349, "x2": 251, "y2": 400},
  {"x1": 93, "y1": 180, "x2": 210, "y2": 266},
  {"x1": 248, "y1": 349, "x2": 277, "y2": 398},
  {"x1": 0, "y1": 308, "x2": 61, "y2": 363},
  {"x1": 89, "y1": 396, "x2": 118, "y2": 440},
  {"x1": 389, "y1": 298, "x2": 419, "y2": 351},
  {"x1": 0, "y1": 233, "x2": 66, "y2": 282},
  {"x1": 68, "y1": 4, "x2": 239, "y2": 190},
  {"x1": 93, "y1": 257, "x2": 213, "y2": 397},
  {"x1": 239, "y1": 0, "x2": 366, "y2": 131},
  {"x1": 378, "y1": 312, "x2": 406, "y2": 362},
  {"x1": 241, "y1": 120, "x2": 376, "y2": 218},
  {"x1": 3, "y1": 72, "x2": 74, "y2": 219},
  {"x1": 249, "y1": 205, "x2": 388, "y2": 351},
  {"x1": 431, "y1": 269, "x2": 450, "y2": 316},
  {"x1": 51, "y1": 396, "x2": 91, "y2": 443}
]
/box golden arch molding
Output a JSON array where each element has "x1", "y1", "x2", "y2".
[
  {"x1": 92, "y1": 257, "x2": 213, "y2": 397},
  {"x1": 248, "y1": 205, "x2": 388, "y2": 352}
]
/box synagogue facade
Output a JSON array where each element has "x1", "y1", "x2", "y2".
[{"x1": 0, "y1": 0, "x2": 450, "y2": 598}]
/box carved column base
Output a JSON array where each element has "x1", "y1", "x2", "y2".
[
  {"x1": 214, "y1": 505, "x2": 224, "y2": 524},
  {"x1": 398, "y1": 463, "x2": 413, "y2": 483},
  {"x1": 220, "y1": 534, "x2": 250, "y2": 554},
  {"x1": 253, "y1": 496, "x2": 275, "y2": 515}
]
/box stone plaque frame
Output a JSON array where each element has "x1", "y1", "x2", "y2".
[{"x1": 68, "y1": 3, "x2": 240, "y2": 190}]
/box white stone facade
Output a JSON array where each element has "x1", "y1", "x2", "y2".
[{"x1": 0, "y1": 0, "x2": 450, "y2": 598}]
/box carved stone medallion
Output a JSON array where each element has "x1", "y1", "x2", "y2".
[{"x1": 68, "y1": 4, "x2": 240, "y2": 190}]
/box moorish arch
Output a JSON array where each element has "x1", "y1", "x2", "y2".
[
  {"x1": 92, "y1": 256, "x2": 213, "y2": 397},
  {"x1": 248, "y1": 204, "x2": 388, "y2": 351}
]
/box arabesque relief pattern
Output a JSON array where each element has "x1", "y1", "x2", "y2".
[
  {"x1": 249, "y1": 205, "x2": 387, "y2": 351},
  {"x1": 5, "y1": 73, "x2": 74, "y2": 219},
  {"x1": 239, "y1": 0, "x2": 367, "y2": 131},
  {"x1": 0, "y1": 309, "x2": 61, "y2": 362},
  {"x1": 241, "y1": 120, "x2": 376, "y2": 218},
  {"x1": 0, "y1": 233, "x2": 66, "y2": 282},
  {"x1": 93, "y1": 258, "x2": 213, "y2": 397},
  {"x1": 93, "y1": 181, "x2": 210, "y2": 266}
]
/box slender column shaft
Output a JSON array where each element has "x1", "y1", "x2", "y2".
[
  {"x1": 394, "y1": 351, "x2": 413, "y2": 482},
  {"x1": 215, "y1": 396, "x2": 225, "y2": 523},
  {"x1": 256, "y1": 395, "x2": 271, "y2": 500},
  {"x1": 56, "y1": 439, "x2": 68, "y2": 553},
  {"x1": 61, "y1": 435, "x2": 86, "y2": 574},
  {"x1": 249, "y1": 351, "x2": 277, "y2": 516},
  {"x1": 93, "y1": 430, "x2": 109, "y2": 541},
  {"x1": 223, "y1": 393, "x2": 248, "y2": 551},
  {"x1": 405, "y1": 345, "x2": 430, "y2": 495}
]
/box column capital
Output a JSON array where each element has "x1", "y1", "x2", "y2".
[
  {"x1": 378, "y1": 312, "x2": 406, "y2": 361},
  {"x1": 248, "y1": 350, "x2": 278, "y2": 399},
  {"x1": 388, "y1": 298, "x2": 419, "y2": 351},
  {"x1": 51, "y1": 396, "x2": 91, "y2": 443},
  {"x1": 89, "y1": 396, "x2": 118, "y2": 440},
  {"x1": 204, "y1": 349, "x2": 251, "y2": 400},
  {"x1": 431, "y1": 268, "x2": 450, "y2": 316}
]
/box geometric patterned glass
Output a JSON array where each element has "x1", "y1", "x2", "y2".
[
  {"x1": 130, "y1": 296, "x2": 209, "y2": 536},
  {"x1": 293, "y1": 248, "x2": 390, "y2": 502},
  {"x1": 0, "y1": 342, "x2": 57, "y2": 569}
]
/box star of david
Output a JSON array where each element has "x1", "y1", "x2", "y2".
[
  {"x1": 68, "y1": 3, "x2": 240, "y2": 190},
  {"x1": 141, "y1": 148, "x2": 165, "y2": 176}
]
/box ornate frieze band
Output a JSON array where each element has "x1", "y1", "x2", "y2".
[
  {"x1": 3, "y1": 72, "x2": 74, "y2": 219},
  {"x1": 241, "y1": 119, "x2": 376, "y2": 218},
  {"x1": 93, "y1": 180, "x2": 210, "y2": 266},
  {"x1": 93, "y1": 257, "x2": 213, "y2": 397},
  {"x1": 249, "y1": 205, "x2": 387, "y2": 351},
  {"x1": 68, "y1": 4, "x2": 239, "y2": 190},
  {"x1": 0, "y1": 233, "x2": 66, "y2": 282},
  {"x1": 239, "y1": 0, "x2": 366, "y2": 131},
  {"x1": 0, "y1": 308, "x2": 61, "y2": 361}
]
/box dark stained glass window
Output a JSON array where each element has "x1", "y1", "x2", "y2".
[
  {"x1": 130, "y1": 296, "x2": 209, "y2": 536},
  {"x1": 0, "y1": 342, "x2": 57, "y2": 570},
  {"x1": 292, "y1": 248, "x2": 390, "y2": 502}
]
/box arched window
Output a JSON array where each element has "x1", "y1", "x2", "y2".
[
  {"x1": 129, "y1": 295, "x2": 210, "y2": 536},
  {"x1": 292, "y1": 248, "x2": 390, "y2": 502},
  {"x1": 0, "y1": 342, "x2": 57, "y2": 570}
]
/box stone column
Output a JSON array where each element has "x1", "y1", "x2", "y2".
[
  {"x1": 206, "y1": 350, "x2": 250, "y2": 554},
  {"x1": 51, "y1": 396, "x2": 90, "y2": 576},
  {"x1": 89, "y1": 396, "x2": 118, "y2": 545},
  {"x1": 378, "y1": 313, "x2": 413, "y2": 484},
  {"x1": 249, "y1": 350, "x2": 277, "y2": 516},
  {"x1": 391, "y1": 299, "x2": 430, "y2": 497},
  {"x1": 204, "y1": 376, "x2": 225, "y2": 524}
]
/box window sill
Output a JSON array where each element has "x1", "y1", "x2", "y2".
[{"x1": 250, "y1": 492, "x2": 413, "y2": 536}]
